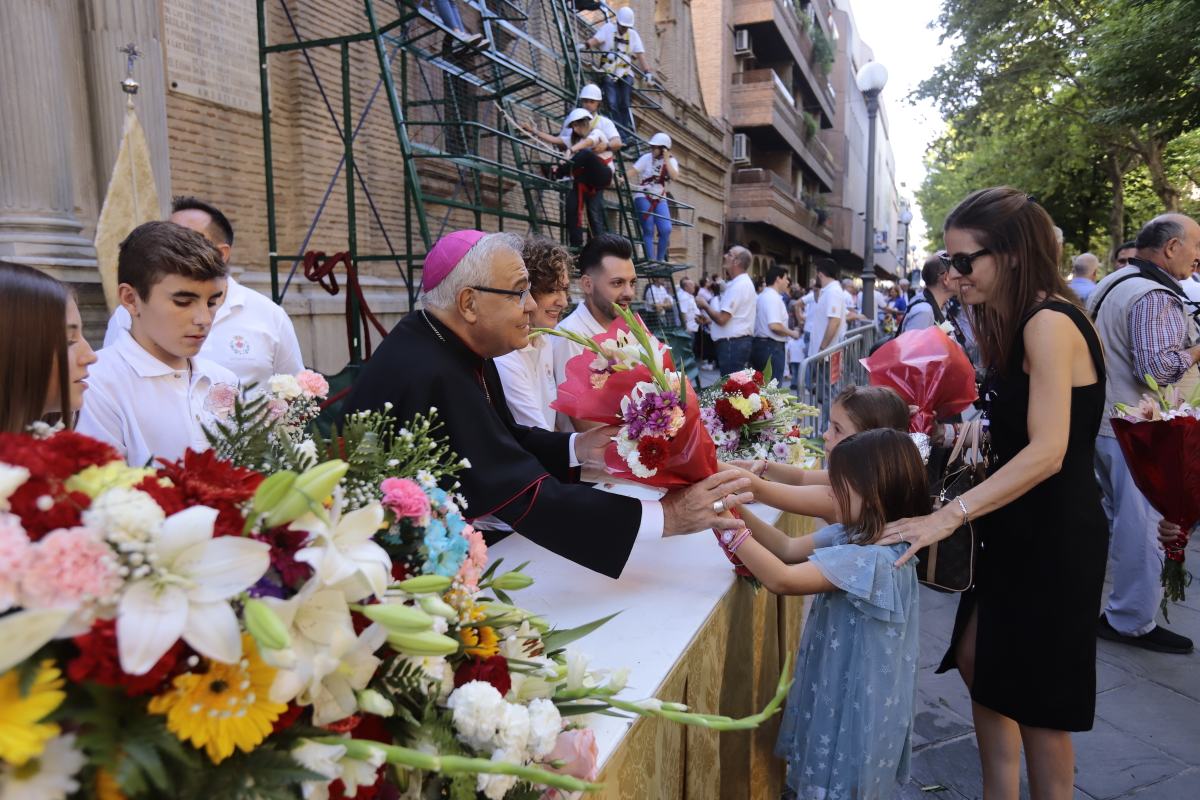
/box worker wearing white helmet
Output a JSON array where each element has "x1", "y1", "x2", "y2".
[
  {"x1": 580, "y1": 6, "x2": 653, "y2": 133},
  {"x1": 629, "y1": 132, "x2": 680, "y2": 261},
  {"x1": 558, "y1": 83, "x2": 622, "y2": 153},
  {"x1": 523, "y1": 108, "x2": 612, "y2": 246}
]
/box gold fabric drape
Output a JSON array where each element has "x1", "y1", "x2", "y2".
[{"x1": 594, "y1": 513, "x2": 815, "y2": 799}]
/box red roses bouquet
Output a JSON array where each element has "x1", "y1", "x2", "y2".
[
  {"x1": 1111, "y1": 377, "x2": 1200, "y2": 615},
  {"x1": 861, "y1": 325, "x2": 978, "y2": 433}
]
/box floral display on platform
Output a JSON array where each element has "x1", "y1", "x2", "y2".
[
  {"x1": 698, "y1": 368, "x2": 821, "y2": 464},
  {"x1": 0, "y1": 389, "x2": 789, "y2": 799},
  {"x1": 1112, "y1": 376, "x2": 1200, "y2": 617}
]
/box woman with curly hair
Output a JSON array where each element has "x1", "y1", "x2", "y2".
[{"x1": 494, "y1": 235, "x2": 572, "y2": 430}]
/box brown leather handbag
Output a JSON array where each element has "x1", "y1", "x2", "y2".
[{"x1": 917, "y1": 419, "x2": 985, "y2": 593}]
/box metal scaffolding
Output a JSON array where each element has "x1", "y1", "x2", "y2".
[{"x1": 256, "y1": 0, "x2": 697, "y2": 382}]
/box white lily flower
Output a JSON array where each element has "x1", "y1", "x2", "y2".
[
  {"x1": 293, "y1": 495, "x2": 391, "y2": 602},
  {"x1": 565, "y1": 648, "x2": 589, "y2": 691},
  {"x1": 116, "y1": 506, "x2": 270, "y2": 675},
  {"x1": 264, "y1": 585, "x2": 387, "y2": 725},
  {"x1": 292, "y1": 739, "x2": 345, "y2": 800}
]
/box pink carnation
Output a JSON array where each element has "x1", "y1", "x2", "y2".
[
  {"x1": 0, "y1": 514, "x2": 31, "y2": 612},
  {"x1": 266, "y1": 397, "x2": 289, "y2": 421},
  {"x1": 20, "y1": 526, "x2": 122, "y2": 612},
  {"x1": 380, "y1": 478, "x2": 432, "y2": 524},
  {"x1": 455, "y1": 525, "x2": 487, "y2": 592},
  {"x1": 296, "y1": 370, "x2": 330, "y2": 399},
  {"x1": 204, "y1": 382, "x2": 239, "y2": 419},
  {"x1": 542, "y1": 729, "x2": 599, "y2": 796}
]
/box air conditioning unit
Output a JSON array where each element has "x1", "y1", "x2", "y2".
[
  {"x1": 734, "y1": 29, "x2": 752, "y2": 55},
  {"x1": 732, "y1": 133, "x2": 750, "y2": 163}
]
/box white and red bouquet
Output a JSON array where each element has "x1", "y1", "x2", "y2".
[{"x1": 700, "y1": 368, "x2": 820, "y2": 464}]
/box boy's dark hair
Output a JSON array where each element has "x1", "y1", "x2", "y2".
[
  {"x1": 118, "y1": 221, "x2": 227, "y2": 300},
  {"x1": 765, "y1": 265, "x2": 788, "y2": 285},
  {"x1": 172, "y1": 196, "x2": 235, "y2": 246},
  {"x1": 829, "y1": 428, "x2": 932, "y2": 545},
  {"x1": 816, "y1": 258, "x2": 840, "y2": 280},
  {"x1": 577, "y1": 234, "x2": 634, "y2": 276},
  {"x1": 833, "y1": 385, "x2": 909, "y2": 433}
]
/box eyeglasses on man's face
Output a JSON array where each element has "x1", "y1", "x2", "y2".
[
  {"x1": 471, "y1": 285, "x2": 532, "y2": 304},
  {"x1": 938, "y1": 248, "x2": 991, "y2": 277}
]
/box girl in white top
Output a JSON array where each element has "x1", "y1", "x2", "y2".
[
  {"x1": 494, "y1": 236, "x2": 571, "y2": 430},
  {"x1": 630, "y1": 133, "x2": 680, "y2": 262}
]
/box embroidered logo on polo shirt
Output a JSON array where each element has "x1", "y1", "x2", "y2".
[{"x1": 229, "y1": 335, "x2": 250, "y2": 356}]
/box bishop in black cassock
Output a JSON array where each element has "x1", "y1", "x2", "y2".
[{"x1": 341, "y1": 230, "x2": 749, "y2": 579}]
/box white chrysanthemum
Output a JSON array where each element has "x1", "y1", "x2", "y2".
[
  {"x1": 477, "y1": 749, "x2": 520, "y2": 800},
  {"x1": 0, "y1": 733, "x2": 85, "y2": 800},
  {"x1": 496, "y1": 702, "x2": 530, "y2": 760},
  {"x1": 269, "y1": 373, "x2": 303, "y2": 399},
  {"x1": 447, "y1": 680, "x2": 506, "y2": 750},
  {"x1": 83, "y1": 487, "x2": 165, "y2": 551},
  {"x1": 527, "y1": 698, "x2": 562, "y2": 759},
  {"x1": 0, "y1": 463, "x2": 30, "y2": 511}
]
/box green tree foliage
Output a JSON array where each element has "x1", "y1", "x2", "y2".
[{"x1": 917, "y1": 0, "x2": 1200, "y2": 254}]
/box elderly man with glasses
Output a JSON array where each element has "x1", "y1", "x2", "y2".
[{"x1": 342, "y1": 230, "x2": 752, "y2": 579}]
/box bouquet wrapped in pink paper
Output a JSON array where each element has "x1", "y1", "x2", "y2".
[{"x1": 861, "y1": 325, "x2": 978, "y2": 433}]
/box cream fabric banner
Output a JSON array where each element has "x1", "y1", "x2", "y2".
[{"x1": 95, "y1": 104, "x2": 160, "y2": 312}]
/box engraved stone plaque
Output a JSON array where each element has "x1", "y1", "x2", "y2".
[{"x1": 163, "y1": 0, "x2": 261, "y2": 114}]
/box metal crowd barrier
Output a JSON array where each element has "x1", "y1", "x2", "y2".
[{"x1": 800, "y1": 323, "x2": 878, "y2": 432}]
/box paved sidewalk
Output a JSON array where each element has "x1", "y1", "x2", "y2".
[{"x1": 904, "y1": 536, "x2": 1200, "y2": 799}]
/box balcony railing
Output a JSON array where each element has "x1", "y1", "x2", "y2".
[
  {"x1": 730, "y1": 167, "x2": 832, "y2": 246},
  {"x1": 731, "y1": 72, "x2": 837, "y2": 187}
]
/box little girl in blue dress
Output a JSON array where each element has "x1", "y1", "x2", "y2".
[{"x1": 731, "y1": 428, "x2": 930, "y2": 800}]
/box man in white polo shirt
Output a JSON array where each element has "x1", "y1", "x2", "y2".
[
  {"x1": 105, "y1": 197, "x2": 303, "y2": 389},
  {"x1": 695, "y1": 245, "x2": 756, "y2": 376},
  {"x1": 79, "y1": 222, "x2": 238, "y2": 467},
  {"x1": 810, "y1": 258, "x2": 846, "y2": 357},
  {"x1": 751, "y1": 266, "x2": 799, "y2": 380}
]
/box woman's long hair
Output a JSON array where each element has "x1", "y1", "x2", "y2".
[
  {"x1": 943, "y1": 187, "x2": 1069, "y2": 370},
  {"x1": 829, "y1": 429, "x2": 932, "y2": 545},
  {"x1": 0, "y1": 261, "x2": 72, "y2": 433}
]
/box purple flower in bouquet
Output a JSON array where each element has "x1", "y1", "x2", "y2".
[{"x1": 622, "y1": 389, "x2": 681, "y2": 439}]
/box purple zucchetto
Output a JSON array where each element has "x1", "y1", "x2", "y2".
[{"x1": 421, "y1": 229, "x2": 487, "y2": 293}]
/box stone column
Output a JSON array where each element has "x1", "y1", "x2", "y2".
[
  {"x1": 0, "y1": 0, "x2": 97, "y2": 276},
  {"x1": 81, "y1": 0, "x2": 172, "y2": 216}
]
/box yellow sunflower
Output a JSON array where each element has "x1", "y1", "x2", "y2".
[
  {"x1": 460, "y1": 625, "x2": 499, "y2": 658},
  {"x1": 148, "y1": 635, "x2": 287, "y2": 764},
  {"x1": 0, "y1": 660, "x2": 65, "y2": 766}
]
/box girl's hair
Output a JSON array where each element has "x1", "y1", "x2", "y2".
[
  {"x1": 522, "y1": 235, "x2": 571, "y2": 297},
  {"x1": 829, "y1": 429, "x2": 932, "y2": 545},
  {"x1": 0, "y1": 260, "x2": 72, "y2": 433},
  {"x1": 943, "y1": 186, "x2": 1070, "y2": 369},
  {"x1": 833, "y1": 385, "x2": 909, "y2": 433}
]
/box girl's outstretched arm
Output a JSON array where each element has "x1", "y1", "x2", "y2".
[
  {"x1": 747, "y1": 476, "x2": 839, "y2": 521},
  {"x1": 739, "y1": 507, "x2": 820, "y2": 565},
  {"x1": 735, "y1": 536, "x2": 836, "y2": 596}
]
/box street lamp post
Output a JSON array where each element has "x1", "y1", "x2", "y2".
[
  {"x1": 898, "y1": 206, "x2": 913, "y2": 278},
  {"x1": 855, "y1": 61, "x2": 888, "y2": 325}
]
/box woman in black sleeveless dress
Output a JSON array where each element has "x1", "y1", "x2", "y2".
[{"x1": 879, "y1": 187, "x2": 1109, "y2": 800}]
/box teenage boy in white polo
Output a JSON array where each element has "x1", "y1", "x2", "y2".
[
  {"x1": 79, "y1": 221, "x2": 238, "y2": 466},
  {"x1": 104, "y1": 197, "x2": 303, "y2": 388}
]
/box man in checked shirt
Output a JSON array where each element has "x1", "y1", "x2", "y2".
[{"x1": 1089, "y1": 214, "x2": 1200, "y2": 654}]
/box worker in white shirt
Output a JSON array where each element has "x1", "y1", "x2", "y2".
[
  {"x1": 630, "y1": 133, "x2": 680, "y2": 261},
  {"x1": 695, "y1": 246, "x2": 756, "y2": 376},
  {"x1": 523, "y1": 108, "x2": 613, "y2": 247},
  {"x1": 559, "y1": 83, "x2": 623, "y2": 153},
  {"x1": 104, "y1": 197, "x2": 303, "y2": 389},
  {"x1": 79, "y1": 222, "x2": 239, "y2": 466},
  {"x1": 751, "y1": 266, "x2": 800, "y2": 381},
  {"x1": 581, "y1": 6, "x2": 654, "y2": 133},
  {"x1": 495, "y1": 236, "x2": 571, "y2": 430},
  {"x1": 676, "y1": 276, "x2": 701, "y2": 338}
]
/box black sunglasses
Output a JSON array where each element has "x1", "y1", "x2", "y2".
[{"x1": 938, "y1": 248, "x2": 991, "y2": 276}]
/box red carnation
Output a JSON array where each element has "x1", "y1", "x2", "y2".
[
  {"x1": 715, "y1": 398, "x2": 749, "y2": 430},
  {"x1": 454, "y1": 655, "x2": 512, "y2": 697},
  {"x1": 254, "y1": 525, "x2": 313, "y2": 589},
  {"x1": 68, "y1": 619, "x2": 185, "y2": 696},
  {"x1": 721, "y1": 378, "x2": 741, "y2": 395},
  {"x1": 45, "y1": 430, "x2": 122, "y2": 475},
  {"x1": 636, "y1": 436, "x2": 670, "y2": 471},
  {"x1": 752, "y1": 370, "x2": 764, "y2": 385},
  {"x1": 156, "y1": 449, "x2": 264, "y2": 537}
]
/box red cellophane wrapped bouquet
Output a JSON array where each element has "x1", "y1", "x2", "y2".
[
  {"x1": 540, "y1": 306, "x2": 755, "y2": 577},
  {"x1": 1111, "y1": 376, "x2": 1200, "y2": 616},
  {"x1": 861, "y1": 324, "x2": 978, "y2": 432}
]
